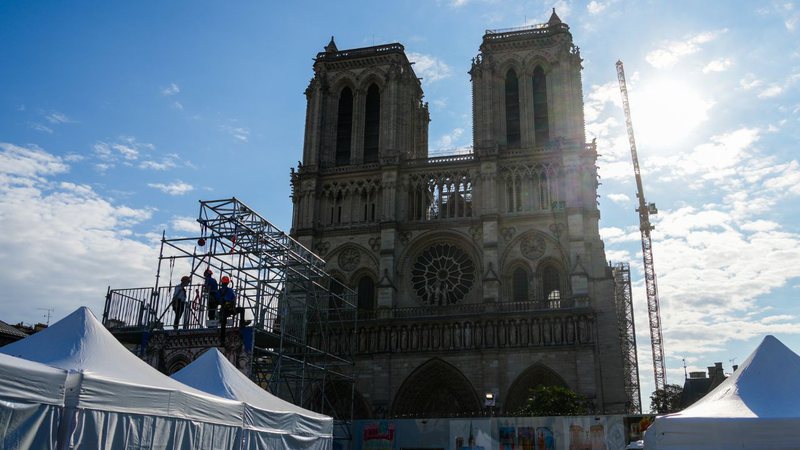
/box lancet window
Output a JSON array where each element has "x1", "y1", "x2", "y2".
[
  {"x1": 532, "y1": 66, "x2": 549, "y2": 145},
  {"x1": 407, "y1": 171, "x2": 474, "y2": 221},
  {"x1": 501, "y1": 164, "x2": 561, "y2": 213},
  {"x1": 505, "y1": 69, "x2": 521, "y2": 147},
  {"x1": 335, "y1": 87, "x2": 353, "y2": 166},
  {"x1": 321, "y1": 180, "x2": 380, "y2": 227},
  {"x1": 363, "y1": 84, "x2": 380, "y2": 163}
]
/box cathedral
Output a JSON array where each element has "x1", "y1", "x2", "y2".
[{"x1": 290, "y1": 11, "x2": 631, "y2": 418}]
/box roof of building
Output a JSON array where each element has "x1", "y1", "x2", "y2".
[{"x1": 0, "y1": 320, "x2": 29, "y2": 339}]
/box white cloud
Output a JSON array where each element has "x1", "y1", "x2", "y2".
[
  {"x1": 0, "y1": 142, "x2": 157, "y2": 324},
  {"x1": 587, "y1": 0, "x2": 616, "y2": 15},
  {"x1": 45, "y1": 111, "x2": 74, "y2": 124},
  {"x1": 139, "y1": 154, "x2": 179, "y2": 171},
  {"x1": 171, "y1": 216, "x2": 199, "y2": 234},
  {"x1": 702, "y1": 58, "x2": 732, "y2": 73},
  {"x1": 29, "y1": 122, "x2": 54, "y2": 134},
  {"x1": 148, "y1": 181, "x2": 194, "y2": 196},
  {"x1": 645, "y1": 30, "x2": 726, "y2": 68},
  {"x1": 606, "y1": 193, "x2": 631, "y2": 204},
  {"x1": 432, "y1": 127, "x2": 466, "y2": 152},
  {"x1": 222, "y1": 125, "x2": 250, "y2": 143},
  {"x1": 407, "y1": 52, "x2": 453, "y2": 82},
  {"x1": 161, "y1": 83, "x2": 180, "y2": 96},
  {"x1": 739, "y1": 74, "x2": 763, "y2": 90},
  {"x1": 93, "y1": 137, "x2": 162, "y2": 171},
  {"x1": 758, "y1": 83, "x2": 784, "y2": 98}
]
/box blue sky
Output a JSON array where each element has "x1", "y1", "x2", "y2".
[{"x1": 2, "y1": 0, "x2": 799, "y2": 409}]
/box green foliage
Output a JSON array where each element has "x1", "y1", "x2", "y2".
[
  {"x1": 517, "y1": 385, "x2": 589, "y2": 416},
  {"x1": 649, "y1": 384, "x2": 683, "y2": 414}
]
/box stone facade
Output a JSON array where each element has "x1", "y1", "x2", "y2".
[{"x1": 291, "y1": 11, "x2": 628, "y2": 417}]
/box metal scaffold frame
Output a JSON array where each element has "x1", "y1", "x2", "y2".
[
  {"x1": 612, "y1": 262, "x2": 641, "y2": 414},
  {"x1": 103, "y1": 197, "x2": 357, "y2": 438}
]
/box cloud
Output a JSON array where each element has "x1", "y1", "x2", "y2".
[
  {"x1": 45, "y1": 111, "x2": 74, "y2": 124},
  {"x1": 432, "y1": 127, "x2": 465, "y2": 151},
  {"x1": 645, "y1": 30, "x2": 726, "y2": 68},
  {"x1": 171, "y1": 216, "x2": 199, "y2": 234},
  {"x1": 587, "y1": 0, "x2": 617, "y2": 15},
  {"x1": 702, "y1": 58, "x2": 732, "y2": 73},
  {"x1": 29, "y1": 123, "x2": 54, "y2": 134},
  {"x1": 758, "y1": 84, "x2": 784, "y2": 98},
  {"x1": 161, "y1": 83, "x2": 180, "y2": 96},
  {"x1": 739, "y1": 74, "x2": 763, "y2": 90},
  {"x1": 221, "y1": 125, "x2": 250, "y2": 143},
  {"x1": 407, "y1": 52, "x2": 453, "y2": 82},
  {"x1": 148, "y1": 181, "x2": 194, "y2": 196},
  {"x1": 139, "y1": 153, "x2": 180, "y2": 171},
  {"x1": 606, "y1": 193, "x2": 631, "y2": 204},
  {"x1": 93, "y1": 137, "x2": 162, "y2": 171},
  {"x1": 0, "y1": 142, "x2": 157, "y2": 324}
]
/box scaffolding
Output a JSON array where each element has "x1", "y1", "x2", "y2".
[
  {"x1": 612, "y1": 262, "x2": 641, "y2": 413},
  {"x1": 102, "y1": 197, "x2": 357, "y2": 438}
]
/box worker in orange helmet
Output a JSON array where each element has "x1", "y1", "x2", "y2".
[{"x1": 218, "y1": 275, "x2": 248, "y2": 344}]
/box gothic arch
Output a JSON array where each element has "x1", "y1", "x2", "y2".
[
  {"x1": 358, "y1": 69, "x2": 388, "y2": 91},
  {"x1": 391, "y1": 358, "x2": 481, "y2": 417},
  {"x1": 536, "y1": 257, "x2": 568, "y2": 302},
  {"x1": 328, "y1": 243, "x2": 379, "y2": 274},
  {"x1": 504, "y1": 363, "x2": 569, "y2": 414},
  {"x1": 165, "y1": 354, "x2": 191, "y2": 375},
  {"x1": 503, "y1": 259, "x2": 532, "y2": 302},
  {"x1": 521, "y1": 55, "x2": 554, "y2": 75},
  {"x1": 500, "y1": 229, "x2": 566, "y2": 274},
  {"x1": 350, "y1": 268, "x2": 377, "y2": 311},
  {"x1": 398, "y1": 229, "x2": 481, "y2": 272},
  {"x1": 307, "y1": 382, "x2": 372, "y2": 420}
]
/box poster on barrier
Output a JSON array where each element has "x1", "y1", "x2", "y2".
[{"x1": 449, "y1": 419, "x2": 491, "y2": 450}]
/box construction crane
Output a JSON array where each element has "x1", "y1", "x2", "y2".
[{"x1": 615, "y1": 60, "x2": 667, "y2": 393}]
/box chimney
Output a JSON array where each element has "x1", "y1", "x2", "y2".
[
  {"x1": 689, "y1": 371, "x2": 706, "y2": 379},
  {"x1": 733, "y1": 365, "x2": 738, "y2": 371}
]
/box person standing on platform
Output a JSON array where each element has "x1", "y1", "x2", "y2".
[
  {"x1": 171, "y1": 275, "x2": 191, "y2": 330},
  {"x1": 218, "y1": 275, "x2": 247, "y2": 344},
  {"x1": 203, "y1": 269, "x2": 220, "y2": 320}
]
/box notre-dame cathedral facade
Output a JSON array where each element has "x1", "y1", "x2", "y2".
[{"x1": 290, "y1": 11, "x2": 629, "y2": 418}]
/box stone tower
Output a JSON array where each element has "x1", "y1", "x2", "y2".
[{"x1": 291, "y1": 12, "x2": 630, "y2": 418}]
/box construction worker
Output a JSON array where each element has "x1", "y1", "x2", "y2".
[
  {"x1": 171, "y1": 275, "x2": 191, "y2": 330},
  {"x1": 203, "y1": 269, "x2": 220, "y2": 320},
  {"x1": 218, "y1": 275, "x2": 247, "y2": 344}
]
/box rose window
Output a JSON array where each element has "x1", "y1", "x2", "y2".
[{"x1": 411, "y1": 244, "x2": 475, "y2": 305}]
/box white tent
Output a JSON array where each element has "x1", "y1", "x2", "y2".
[
  {"x1": 0, "y1": 307, "x2": 245, "y2": 449},
  {"x1": 645, "y1": 335, "x2": 800, "y2": 450},
  {"x1": 172, "y1": 348, "x2": 333, "y2": 449},
  {"x1": 0, "y1": 353, "x2": 67, "y2": 449}
]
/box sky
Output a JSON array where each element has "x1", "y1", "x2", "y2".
[{"x1": 1, "y1": 0, "x2": 799, "y2": 411}]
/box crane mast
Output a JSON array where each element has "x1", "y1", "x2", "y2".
[{"x1": 615, "y1": 60, "x2": 667, "y2": 393}]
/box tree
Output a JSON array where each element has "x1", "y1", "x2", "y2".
[
  {"x1": 517, "y1": 385, "x2": 589, "y2": 416},
  {"x1": 650, "y1": 384, "x2": 683, "y2": 414}
]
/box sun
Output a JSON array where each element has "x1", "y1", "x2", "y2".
[{"x1": 628, "y1": 78, "x2": 713, "y2": 151}]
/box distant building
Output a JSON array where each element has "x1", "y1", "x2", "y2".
[
  {"x1": 680, "y1": 362, "x2": 734, "y2": 408},
  {"x1": 0, "y1": 320, "x2": 30, "y2": 346}
]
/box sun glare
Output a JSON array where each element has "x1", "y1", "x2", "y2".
[{"x1": 629, "y1": 78, "x2": 712, "y2": 150}]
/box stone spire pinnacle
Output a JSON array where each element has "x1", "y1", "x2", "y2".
[
  {"x1": 324, "y1": 36, "x2": 338, "y2": 53},
  {"x1": 548, "y1": 8, "x2": 562, "y2": 25}
]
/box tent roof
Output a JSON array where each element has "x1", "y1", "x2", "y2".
[
  {"x1": 0, "y1": 307, "x2": 244, "y2": 426},
  {"x1": 0, "y1": 352, "x2": 67, "y2": 406},
  {"x1": 172, "y1": 347, "x2": 331, "y2": 421},
  {"x1": 669, "y1": 335, "x2": 800, "y2": 419},
  {"x1": 1, "y1": 307, "x2": 192, "y2": 390}
]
